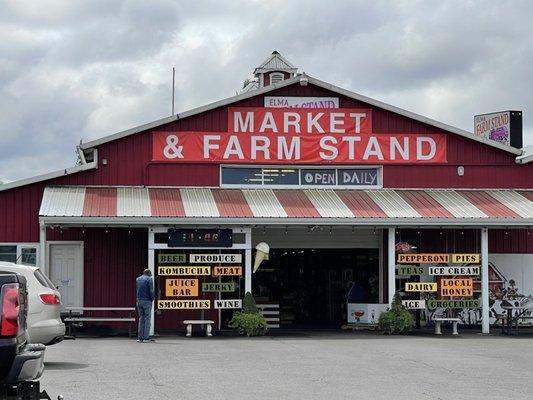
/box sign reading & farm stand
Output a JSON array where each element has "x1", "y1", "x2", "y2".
[
  {"x1": 439, "y1": 278, "x2": 473, "y2": 297},
  {"x1": 153, "y1": 108, "x2": 447, "y2": 164}
]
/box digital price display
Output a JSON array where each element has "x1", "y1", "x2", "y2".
[{"x1": 167, "y1": 229, "x2": 233, "y2": 248}]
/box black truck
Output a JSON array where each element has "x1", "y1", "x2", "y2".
[{"x1": 0, "y1": 272, "x2": 47, "y2": 399}]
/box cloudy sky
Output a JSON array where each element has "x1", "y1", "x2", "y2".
[{"x1": 1, "y1": 0, "x2": 532, "y2": 182}]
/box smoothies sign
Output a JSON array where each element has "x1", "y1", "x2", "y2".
[{"x1": 153, "y1": 108, "x2": 447, "y2": 164}]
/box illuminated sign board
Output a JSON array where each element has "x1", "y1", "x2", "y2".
[
  {"x1": 440, "y1": 278, "x2": 473, "y2": 297},
  {"x1": 405, "y1": 282, "x2": 437, "y2": 292},
  {"x1": 165, "y1": 279, "x2": 199, "y2": 297},
  {"x1": 190, "y1": 254, "x2": 242, "y2": 264},
  {"x1": 168, "y1": 229, "x2": 233, "y2": 248},
  {"x1": 427, "y1": 299, "x2": 480, "y2": 310},
  {"x1": 157, "y1": 300, "x2": 211, "y2": 309},
  {"x1": 158, "y1": 266, "x2": 211, "y2": 276}
]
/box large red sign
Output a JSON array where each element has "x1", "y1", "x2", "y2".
[{"x1": 152, "y1": 108, "x2": 447, "y2": 164}]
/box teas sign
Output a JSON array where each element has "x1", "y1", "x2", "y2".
[{"x1": 153, "y1": 108, "x2": 447, "y2": 164}]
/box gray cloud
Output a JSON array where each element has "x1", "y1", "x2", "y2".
[{"x1": 0, "y1": 0, "x2": 532, "y2": 182}]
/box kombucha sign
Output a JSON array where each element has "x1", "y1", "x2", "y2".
[{"x1": 152, "y1": 108, "x2": 447, "y2": 164}]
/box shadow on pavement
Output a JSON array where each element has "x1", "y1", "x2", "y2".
[{"x1": 44, "y1": 362, "x2": 89, "y2": 370}]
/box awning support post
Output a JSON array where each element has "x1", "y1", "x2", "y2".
[
  {"x1": 388, "y1": 227, "x2": 396, "y2": 306},
  {"x1": 148, "y1": 228, "x2": 155, "y2": 336},
  {"x1": 481, "y1": 227, "x2": 490, "y2": 334},
  {"x1": 244, "y1": 229, "x2": 252, "y2": 294},
  {"x1": 39, "y1": 222, "x2": 47, "y2": 275}
]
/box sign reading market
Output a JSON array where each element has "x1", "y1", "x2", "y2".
[{"x1": 153, "y1": 108, "x2": 447, "y2": 164}]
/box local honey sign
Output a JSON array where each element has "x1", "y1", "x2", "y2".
[{"x1": 439, "y1": 278, "x2": 473, "y2": 297}]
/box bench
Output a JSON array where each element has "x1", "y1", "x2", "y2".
[
  {"x1": 433, "y1": 318, "x2": 461, "y2": 335},
  {"x1": 183, "y1": 320, "x2": 214, "y2": 337},
  {"x1": 64, "y1": 307, "x2": 136, "y2": 338}
]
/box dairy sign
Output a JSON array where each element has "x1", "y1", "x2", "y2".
[{"x1": 153, "y1": 108, "x2": 447, "y2": 164}]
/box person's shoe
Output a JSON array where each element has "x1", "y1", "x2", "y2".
[
  {"x1": 137, "y1": 339, "x2": 144, "y2": 343},
  {"x1": 144, "y1": 338, "x2": 155, "y2": 342}
]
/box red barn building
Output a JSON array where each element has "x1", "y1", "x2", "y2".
[{"x1": 1, "y1": 51, "x2": 532, "y2": 334}]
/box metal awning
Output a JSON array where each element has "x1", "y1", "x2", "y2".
[{"x1": 39, "y1": 186, "x2": 533, "y2": 226}]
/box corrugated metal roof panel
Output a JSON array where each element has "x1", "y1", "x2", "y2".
[
  {"x1": 488, "y1": 191, "x2": 533, "y2": 218},
  {"x1": 304, "y1": 190, "x2": 353, "y2": 218},
  {"x1": 180, "y1": 188, "x2": 219, "y2": 217},
  {"x1": 40, "y1": 187, "x2": 85, "y2": 217},
  {"x1": 149, "y1": 188, "x2": 185, "y2": 217},
  {"x1": 366, "y1": 190, "x2": 421, "y2": 218},
  {"x1": 83, "y1": 187, "x2": 117, "y2": 217},
  {"x1": 427, "y1": 190, "x2": 487, "y2": 218},
  {"x1": 117, "y1": 187, "x2": 150, "y2": 217},
  {"x1": 242, "y1": 189, "x2": 287, "y2": 218},
  {"x1": 460, "y1": 191, "x2": 520, "y2": 218}
]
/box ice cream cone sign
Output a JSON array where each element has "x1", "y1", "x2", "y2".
[{"x1": 253, "y1": 242, "x2": 270, "y2": 273}]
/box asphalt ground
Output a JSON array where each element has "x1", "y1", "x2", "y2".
[{"x1": 40, "y1": 331, "x2": 533, "y2": 400}]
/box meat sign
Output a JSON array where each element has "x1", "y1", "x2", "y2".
[{"x1": 153, "y1": 108, "x2": 447, "y2": 164}]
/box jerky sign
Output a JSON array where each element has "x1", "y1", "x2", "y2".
[{"x1": 152, "y1": 108, "x2": 447, "y2": 164}]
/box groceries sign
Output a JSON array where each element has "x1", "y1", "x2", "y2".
[{"x1": 153, "y1": 108, "x2": 447, "y2": 164}]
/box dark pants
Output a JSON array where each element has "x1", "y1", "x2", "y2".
[{"x1": 137, "y1": 300, "x2": 152, "y2": 340}]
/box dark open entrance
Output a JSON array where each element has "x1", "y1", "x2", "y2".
[{"x1": 253, "y1": 248, "x2": 380, "y2": 328}]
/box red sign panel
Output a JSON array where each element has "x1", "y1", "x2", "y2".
[{"x1": 152, "y1": 107, "x2": 447, "y2": 164}]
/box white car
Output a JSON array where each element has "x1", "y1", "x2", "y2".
[{"x1": 0, "y1": 262, "x2": 65, "y2": 345}]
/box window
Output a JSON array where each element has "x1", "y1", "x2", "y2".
[
  {"x1": 270, "y1": 72, "x2": 284, "y2": 84},
  {"x1": 0, "y1": 244, "x2": 39, "y2": 266},
  {"x1": 220, "y1": 166, "x2": 382, "y2": 188}
]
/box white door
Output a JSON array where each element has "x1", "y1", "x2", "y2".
[{"x1": 49, "y1": 243, "x2": 83, "y2": 310}]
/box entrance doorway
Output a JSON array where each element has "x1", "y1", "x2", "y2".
[
  {"x1": 48, "y1": 242, "x2": 84, "y2": 310},
  {"x1": 253, "y1": 248, "x2": 380, "y2": 328}
]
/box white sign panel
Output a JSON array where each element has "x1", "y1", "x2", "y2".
[
  {"x1": 214, "y1": 299, "x2": 242, "y2": 309},
  {"x1": 264, "y1": 96, "x2": 339, "y2": 109},
  {"x1": 428, "y1": 266, "x2": 480, "y2": 275},
  {"x1": 347, "y1": 303, "x2": 388, "y2": 324},
  {"x1": 402, "y1": 300, "x2": 426, "y2": 309},
  {"x1": 189, "y1": 254, "x2": 242, "y2": 263},
  {"x1": 474, "y1": 111, "x2": 511, "y2": 145}
]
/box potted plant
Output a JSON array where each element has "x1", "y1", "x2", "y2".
[
  {"x1": 378, "y1": 292, "x2": 415, "y2": 334},
  {"x1": 229, "y1": 292, "x2": 268, "y2": 337}
]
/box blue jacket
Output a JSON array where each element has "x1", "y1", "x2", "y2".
[{"x1": 136, "y1": 275, "x2": 154, "y2": 301}]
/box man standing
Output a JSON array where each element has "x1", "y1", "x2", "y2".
[{"x1": 136, "y1": 269, "x2": 154, "y2": 342}]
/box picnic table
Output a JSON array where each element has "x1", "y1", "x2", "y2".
[{"x1": 500, "y1": 304, "x2": 533, "y2": 335}]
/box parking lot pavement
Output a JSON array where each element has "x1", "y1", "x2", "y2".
[{"x1": 40, "y1": 332, "x2": 533, "y2": 400}]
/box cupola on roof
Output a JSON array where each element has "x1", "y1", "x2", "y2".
[{"x1": 241, "y1": 51, "x2": 299, "y2": 93}]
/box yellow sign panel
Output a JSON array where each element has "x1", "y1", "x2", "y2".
[
  {"x1": 397, "y1": 254, "x2": 449, "y2": 264},
  {"x1": 451, "y1": 254, "x2": 480, "y2": 264},
  {"x1": 440, "y1": 278, "x2": 473, "y2": 297},
  {"x1": 158, "y1": 266, "x2": 211, "y2": 276},
  {"x1": 405, "y1": 282, "x2": 437, "y2": 292},
  {"x1": 157, "y1": 300, "x2": 210, "y2": 310},
  {"x1": 213, "y1": 266, "x2": 242, "y2": 276},
  {"x1": 165, "y1": 278, "x2": 199, "y2": 297}
]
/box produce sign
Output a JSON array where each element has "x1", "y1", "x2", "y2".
[
  {"x1": 213, "y1": 266, "x2": 242, "y2": 276},
  {"x1": 152, "y1": 108, "x2": 447, "y2": 164},
  {"x1": 402, "y1": 300, "x2": 426, "y2": 309},
  {"x1": 439, "y1": 278, "x2": 473, "y2": 297},
  {"x1": 158, "y1": 254, "x2": 186, "y2": 264},
  {"x1": 158, "y1": 266, "x2": 211, "y2": 276},
  {"x1": 157, "y1": 300, "x2": 210, "y2": 309},
  {"x1": 397, "y1": 266, "x2": 428, "y2": 275},
  {"x1": 165, "y1": 279, "x2": 199, "y2": 297},
  {"x1": 214, "y1": 299, "x2": 242, "y2": 309},
  {"x1": 397, "y1": 254, "x2": 449, "y2": 264},
  {"x1": 202, "y1": 282, "x2": 236, "y2": 292},
  {"x1": 427, "y1": 299, "x2": 480, "y2": 310},
  {"x1": 428, "y1": 266, "x2": 480, "y2": 275},
  {"x1": 405, "y1": 282, "x2": 437, "y2": 292},
  {"x1": 190, "y1": 254, "x2": 242, "y2": 264}
]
